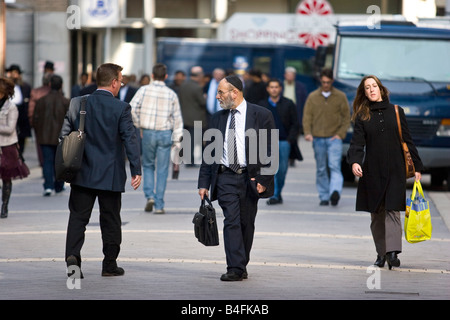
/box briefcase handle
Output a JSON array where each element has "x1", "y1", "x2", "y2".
[{"x1": 201, "y1": 195, "x2": 213, "y2": 207}]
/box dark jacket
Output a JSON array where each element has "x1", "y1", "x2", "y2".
[
  {"x1": 347, "y1": 101, "x2": 423, "y2": 213},
  {"x1": 258, "y1": 96, "x2": 299, "y2": 143},
  {"x1": 59, "y1": 90, "x2": 141, "y2": 192},
  {"x1": 178, "y1": 79, "x2": 207, "y2": 128},
  {"x1": 16, "y1": 82, "x2": 31, "y2": 139},
  {"x1": 198, "y1": 102, "x2": 276, "y2": 200},
  {"x1": 33, "y1": 90, "x2": 70, "y2": 145}
]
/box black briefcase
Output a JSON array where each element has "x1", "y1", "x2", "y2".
[{"x1": 192, "y1": 196, "x2": 219, "y2": 246}]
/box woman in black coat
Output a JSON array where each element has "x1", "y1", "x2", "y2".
[{"x1": 347, "y1": 75, "x2": 423, "y2": 270}]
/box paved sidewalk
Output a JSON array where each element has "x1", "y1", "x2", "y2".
[{"x1": 0, "y1": 137, "x2": 449, "y2": 309}]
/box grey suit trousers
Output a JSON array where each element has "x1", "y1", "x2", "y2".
[{"x1": 370, "y1": 202, "x2": 402, "y2": 256}]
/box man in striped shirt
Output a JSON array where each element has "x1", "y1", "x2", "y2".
[{"x1": 130, "y1": 63, "x2": 183, "y2": 214}]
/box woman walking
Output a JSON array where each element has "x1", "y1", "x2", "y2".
[
  {"x1": 0, "y1": 77, "x2": 29, "y2": 218},
  {"x1": 347, "y1": 75, "x2": 423, "y2": 269}
]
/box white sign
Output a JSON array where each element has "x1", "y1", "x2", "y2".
[
  {"x1": 220, "y1": 0, "x2": 397, "y2": 48},
  {"x1": 80, "y1": 0, "x2": 119, "y2": 28}
]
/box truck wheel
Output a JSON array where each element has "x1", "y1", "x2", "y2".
[{"x1": 430, "y1": 168, "x2": 446, "y2": 188}]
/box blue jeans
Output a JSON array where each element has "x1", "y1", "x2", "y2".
[
  {"x1": 41, "y1": 144, "x2": 65, "y2": 192},
  {"x1": 141, "y1": 130, "x2": 172, "y2": 210},
  {"x1": 312, "y1": 137, "x2": 344, "y2": 201},
  {"x1": 273, "y1": 140, "x2": 291, "y2": 199}
]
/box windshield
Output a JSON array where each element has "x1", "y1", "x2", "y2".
[{"x1": 337, "y1": 36, "x2": 450, "y2": 82}]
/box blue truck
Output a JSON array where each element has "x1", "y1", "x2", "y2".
[
  {"x1": 156, "y1": 37, "x2": 317, "y2": 94},
  {"x1": 318, "y1": 21, "x2": 450, "y2": 189}
]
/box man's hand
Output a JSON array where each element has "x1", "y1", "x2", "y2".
[
  {"x1": 304, "y1": 134, "x2": 313, "y2": 142},
  {"x1": 131, "y1": 175, "x2": 141, "y2": 190},
  {"x1": 251, "y1": 178, "x2": 266, "y2": 194},
  {"x1": 198, "y1": 188, "x2": 209, "y2": 200}
]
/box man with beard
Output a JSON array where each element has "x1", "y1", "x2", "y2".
[{"x1": 198, "y1": 75, "x2": 276, "y2": 281}]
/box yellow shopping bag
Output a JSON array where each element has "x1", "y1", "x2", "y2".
[{"x1": 405, "y1": 180, "x2": 432, "y2": 243}]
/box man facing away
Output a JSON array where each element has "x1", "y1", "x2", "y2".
[
  {"x1": 62, "y1": 63, "x2": 141, "y2": 278},
  {"x1": 302, "y1": 68, "x2": 350, "y2": 206},
  {"x1": 198, "y1": 75, "x2": 276, "y2": 281},
  {"x1": 130, "y1": 63, "x2": 183, "y2": 214},
  {"x1": 33, "y1": 75, "x2": 70, "y2": 196}
]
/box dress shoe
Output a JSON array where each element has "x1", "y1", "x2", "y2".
[
  {"x1": 66, "y1": 255, "x2": 84, "y2": 279},
  {"x1": 145, "y1": 198, "x2": 154, "y2": 212},
  {"x1": 374, "y1": 255, "x2": 386, "y2": 268},
  {"x1": 386, "y1": 252, "x2": 400, "y2": 270},
  {"x1": 242, "y1": 271, "x2": 248, "y2": 279},
  {"x1": 319, "y1": 200, "x2": 329, "y2": 206},
  {"x1": 102, "y1": 266, "x2": 125, "y2": 276},
  {"x1": 266, "y1": 197, "x2": 282, "y2": 205},
  {"x1": 220, "y1": 271, "x2": 243, "y2": 281},
  {"x1": 330, "y1": 190, "x2": 340, "y2": 206}
]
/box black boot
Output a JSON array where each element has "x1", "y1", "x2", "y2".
[
  {"x1": 1, "y1": 183, "x2": 11, "y2": 218},
  {"x1": 374, "y1": 255, "x2": 386, "y2": 268},
  {"x1": 1, "y1": 180, "x2": 12, "y2": 218},
  {"x1": 386, "y1": 251, "x2": 400, "y2": 270}
]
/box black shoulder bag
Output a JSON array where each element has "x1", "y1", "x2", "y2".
[
  {"x1": 55, "y1": 96, "x2": 88, "y2": 183},
  {"x1": 192, "y1": 196, "x2": 219, "y2": 246}
]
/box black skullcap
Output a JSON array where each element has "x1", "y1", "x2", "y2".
[{"x1": 225, "y1": 75, "x2": 243, "y2": 92}]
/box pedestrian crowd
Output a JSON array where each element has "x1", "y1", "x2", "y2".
[{"x1": 0, "y1": 61, "x2": 423, "y2": 280}]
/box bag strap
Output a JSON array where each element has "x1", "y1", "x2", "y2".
[
  {"x1": 394, "y1": 105, "x2": 404, "y2": 143},
  {"x1": 78, "y1": 95, "x2": 88, "y2": 132},
  {"x1": 411, "y1": 180, "x2": 425, "y2": 200},
  {"x1": 201, "y1": 195, "x2": 213, "y2": 207}
]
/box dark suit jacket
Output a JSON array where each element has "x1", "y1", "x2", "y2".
[
  {"x1": 178, "y1": 79, "x2": 207, "y2": 128},
  {"x1": 258, "y1": 96, "x2": 299, "y2": 143},
  {"x1": 17, "y1": 82, "x2": 31, "y2": 138},
  {"x1": 118, "y1": 85, "x2": 138, "y2": 103},
  {"x1": 60, "y1": 90, "x2": 141, "y2": 192},
  {"x1": 198, "y1": 102, "x2": 276, "y2": 200}
]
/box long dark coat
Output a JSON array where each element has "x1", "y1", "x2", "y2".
[{"x1": 347, "y1": 100, "x2": 423, "y2": 213}]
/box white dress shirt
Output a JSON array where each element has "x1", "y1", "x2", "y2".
[{"x1": 222, "y1": 100, "x2": 247, "y2": 168}]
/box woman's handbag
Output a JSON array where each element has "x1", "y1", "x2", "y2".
[
  {"x1": 55, "y1": 96, "x2": 88, "y2": 183},
  {"x1": 405, "y1": 180, "x2": 432, "y2": 243},
  {"x1": 394, "y1": 105, "x2": 415, "y2": 179},
  {"x1": 192, "y1": 195, "x2": 219, "y2": 246}
]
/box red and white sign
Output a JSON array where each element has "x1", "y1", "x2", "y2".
[
  {"x1": 220, "y1": 0, "x2": 336, "y2": 48},
  {"x1": 296, "y1": 0, "x2": 334, "y2": 48}
]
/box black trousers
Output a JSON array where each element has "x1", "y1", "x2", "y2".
[
  {"x1": 65, "y1": 185, "x2": 122, "y2": 270},
  {"x1": 216, "y1": 169, "x2": 259, "y2": 275}
]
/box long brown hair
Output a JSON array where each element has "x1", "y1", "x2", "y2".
[
  {"x1": 352, "y1": 75, "x2": 389, "y2": 122},
  {"x1": 0, "y1": 77, "x2": 15, "y2": 99}
]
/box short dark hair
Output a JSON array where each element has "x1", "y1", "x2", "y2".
[
  {"x1": 320, "y1": 68, "x2": 333, "y2": 80},
  {"x1": 50, "y1": 75, "x2": 63, "y2": 91},
  {"x1": 152, "y1": 63, "x2": 167, "y2": 81},
  {"x1": 96, "y1": 63, "x2": 123, "y2": 87},
  {"x1": 0, "y1": 77, "x2": 15, "y2": 99},
  {"x1": 266, "y1": 78, "x2": 282, "y2": 87}
]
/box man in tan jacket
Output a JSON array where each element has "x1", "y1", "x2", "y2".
[{"x1": 303, "y1": 68, "x2": 350, "y2": 206}]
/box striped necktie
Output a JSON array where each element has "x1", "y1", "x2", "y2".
[{"x1": 228, "y1": 109, "x2": 240, "y2": 172}]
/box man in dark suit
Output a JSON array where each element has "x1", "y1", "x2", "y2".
[
  {"x1": 198, "y1": 75, "x2": 276, "y2": 281},
  {"x1": 61, "y1": 63, "x2": 141, "y2": 278},
  {"x1": 117, "y1": 75, "x2": 138, "y2": 103}
]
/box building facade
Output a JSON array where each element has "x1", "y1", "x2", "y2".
[{"x1": 3, "y1": 0, "x2": 446, "y2": 93}]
